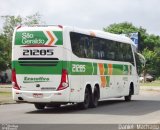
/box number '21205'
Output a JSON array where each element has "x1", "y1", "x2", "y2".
[{"x1": 23, "y1": 49, "x2": 54, "y2": 56}]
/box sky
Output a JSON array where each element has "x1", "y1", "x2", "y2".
[{"x1": 0, "y1": 0, "x2": 160, "y2": 35}]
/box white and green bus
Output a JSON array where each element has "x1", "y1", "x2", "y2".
[{"x1": 12, "y1": 25, "x2": 142, "y2": 109}]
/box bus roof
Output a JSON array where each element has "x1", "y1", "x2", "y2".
[
  {"x1": 16, "y1": 25, "x2": 63, "y2": 32},
  {"x1": 69, "y1": 26, "x2": 135, "y2": 46},
  {"x1": 15, "y1": 25, "x2": 136, "y2": 47}
]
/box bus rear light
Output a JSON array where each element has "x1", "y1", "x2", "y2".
[
  {"x1": 57, "y1": 69, "x2": 69, "y2": 91},
  {"x1": 12, "y1": 69, "x2": 20, "y2": 90}
]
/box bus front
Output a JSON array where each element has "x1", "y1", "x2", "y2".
[{"x1": 12, "y1": 26, "x2": 70, "y2": 108}]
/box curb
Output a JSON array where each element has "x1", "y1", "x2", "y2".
[
  {"x1": 140, "y1": 88, "x2": 160, "y2": 92},
  {"x1": 0, "y1": 102, "x2": 17, "y2": 105},
  {"x1": 140, "y1": 86, "x2": 160, "y2": 92}
]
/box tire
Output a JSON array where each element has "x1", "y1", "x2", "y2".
[
  {"x1": 52, "y1": 104, "x2": 61, "y2": 108},
  {"x1": 78, "y1": 88, "x2": 90, "y2": 109},
  {"x1": 34, "y1": 103, "x2": 46, "y2": 110},
  {"x1": 90, "y1": 87, "x2": 99, "y2": 108},
  {"x1": 46, "y1": 104, "x2": 61, "y2": 108},
  {"x1": 124, "y1": 86, "x2": 133, "y2": 102},
  {"x1": 124, "y1": 94, "x2": 132, "y2": 101}
]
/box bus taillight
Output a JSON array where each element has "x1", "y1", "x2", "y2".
[
  {"x1": 57, "y1": 69, "x2": 69, "y2": 91},
  {"x1": 12, "y1": 69, "x2": 20, "y2": 90}
]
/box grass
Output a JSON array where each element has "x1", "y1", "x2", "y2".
[
  {"x1": 140, "y1": 80, "x2": 160, "y2": 87},
  {"x1": 0, "y1": 91, "x2": 11, "y2": 95},
  {"x1": 0, "y1": 84, "x2": 12, "y2": 88},
  {"x1": 0, "y1": 91, "x2": 15, "y2": 104}
]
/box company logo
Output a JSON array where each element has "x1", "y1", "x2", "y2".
[
  {"x1": 23, "y1": 77, "x2": 50, "y2": 83},
  {"x1": 21, "y1": 31, "x2": 57, "y2": 45},
  {"x1": 22, "y1": 32, "x2": 46, "y2": 44}
]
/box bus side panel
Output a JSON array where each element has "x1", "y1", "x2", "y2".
[
  {"x1": 69, "y1": 75, "x2": 82, "y2": 102},
  {"x1": 132, "y1": 66, "x2": 139, "y2": 95},
  {"x1": 68, "y1": 60, "x2": 94, "y2": 102}
]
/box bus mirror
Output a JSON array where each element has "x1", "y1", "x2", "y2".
[{"x1": 137, "y1": 53, "x2": 146, "y2": 67}]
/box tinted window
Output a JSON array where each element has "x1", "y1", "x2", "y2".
[{"x1": 70, "y1": 32, "x2": 134, "y2": 65}]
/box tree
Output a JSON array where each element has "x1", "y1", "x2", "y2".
[
  {"x1": 0, "y1": 12, "x2": 43, "y2": 71},
  {"x1": 104, "y1": 22, "x2": 160, "y2": 78},
  {"x1": 0, "y1": 15, "x2": 22, "y2": 71},
  {"x1": 23, "y1": 12, "x2": 43, "y2": 26},
  {"x1": 1, "y1": 15, "x2": 22, "y2": 41},
  {"x1": 104, "y1": 22, "x2": 139, "y2": 34},
  {"x1": 142, "y1": 48, "x2": 157, "y2": 75},
  {"x1": 1, "y1": 12, "x2": 43, "y2": 39},
  {"x1": 104, "y1": 22, "x2": 149, "y2": 52},
  {"x1": 0, "y1": 34, "x2": 9, "y2": 72}
]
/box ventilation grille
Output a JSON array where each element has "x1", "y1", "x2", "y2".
[{"x1": 18, "y1": 58, "x2": 59, "y2": 66}]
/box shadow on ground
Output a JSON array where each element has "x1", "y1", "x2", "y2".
[{"x1": 26, "y1": 98, "x2": 160, "y2": 116}]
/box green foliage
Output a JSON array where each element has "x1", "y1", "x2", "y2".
[
  {"x1": 1, "y1": 15, "x2": 22, "y2": 40},
  {"x1": 0, "y1": 34, "x2": 9, "y2": 71},
  {"x1": 1, "y1": 12, "x2": 43, "y2": 38},
  {"x1": 23, "y1": 12, "x2": 43, "y2": 26},
  {"x1": 0, "y1": 13, "x2": 43, "y2": 72},
  {"x1": 104, "y1": 22, "x2": 139, "y2": 34},
  {"x1": 104, "y1": 22, "x2": 160, "y2": 77},
  {"x1": 142, "y1": 48, "x2": 157, "y2": 73}
]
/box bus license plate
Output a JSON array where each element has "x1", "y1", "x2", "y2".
[{"x1": 33, "y1": 93, "x2": 43, "y2": 98}]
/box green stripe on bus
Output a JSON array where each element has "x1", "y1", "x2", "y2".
[
  {"x1": 93, "y1": 63, "x2": 97, "y2": 75},
  {"x1": 54, "y1": 31, "x2": 63, "y2": 45},
  {"x1": 112, "y1": 64, "x2": 123, "y2": 75},
  {"x1": 12, "y1": 60, "x2": 132, "y2": 75},
  {"x1": 106, "y1": 76, "x2": 110, "y2": 87},
  {"x1": 12, "y1": 61, "x2": 62, "y2": 74},
  {"x1": 104, "y1": 64, "x2": 108, "y2": 75}
]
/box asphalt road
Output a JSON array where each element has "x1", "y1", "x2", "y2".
[{"x1": 0, "y1": 90, "x2": 160, "y2": 124}]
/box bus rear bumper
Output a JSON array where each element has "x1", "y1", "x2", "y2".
[{"x1": 12, "y1": 88, "x2": 70, "y2": 103}]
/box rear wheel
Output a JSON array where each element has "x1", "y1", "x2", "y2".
[
  {"x1": 90, "y1": 87, "x2": 99, "y2": 108},
  {"x1": 34, "y1": 103, "x2": 46, "y2": 110},
  {"x1": 78, "y1": 88, "x2": 90, "y2": 109},
  {"x1": 124, "y1": 86, "x2": 133, "y2": 101},
  {"x1": 124, "y1": 94, "x2": 131, "y2": 101}
]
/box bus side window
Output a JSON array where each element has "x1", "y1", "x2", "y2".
[
  {"x1": 70, "y1": 32, "x2": 81, "y2": 57},
  {"x1": 123, "y1": 44, "x2": 134, "y2": 65},
  {"x1": 117, "y1": 43, "x2": 124, "y2": 61},
  {"x1": 93, "y1": 38, "x2": 100, "y2": 59},
  {"x1": 99, "y1": 40, "x2": 105, "y2": 59},
  {"x1": 108, "y1": 52, "x2": 115, "y2": 60},
  {"x1": 135, "y1": 52, "x2": 145, "y2": 75},
  {"x1": 79, "y1": 37, "x2": 86, "y2": 58},
  {"x1": 86, "y1": 37, "x2": 93, "y2": 58}
]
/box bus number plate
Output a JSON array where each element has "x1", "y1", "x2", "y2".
[{"x1": 33, "y1": 93, "x2": 43, "y2": 98}]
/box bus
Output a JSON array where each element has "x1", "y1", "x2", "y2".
[{"x1": 12, "y1": 25, "x2": 142, "y2": 110}]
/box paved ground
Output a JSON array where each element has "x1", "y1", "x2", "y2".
[{"x1": 0, "y1": 90, "x2": 160, "y2": 124}]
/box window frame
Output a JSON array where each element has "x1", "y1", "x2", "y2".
[{"x1": 70, "y1": 32, "x2": 135, "y2": 65}]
